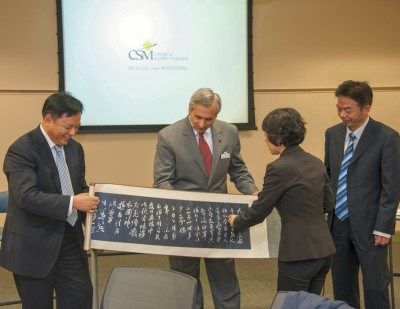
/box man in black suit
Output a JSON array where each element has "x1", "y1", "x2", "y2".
[
  {"x1": 325, "y1": 80, "x2": 400, "y2": 309},
  {"x1": 0, "y1": 92, "x2": 99, "y2": 309}
]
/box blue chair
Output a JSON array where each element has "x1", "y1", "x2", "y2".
[
  {"x1": 270, "y1": 291, "x2": 355, "y2": 309},
  {"x1": 0, "y1": 191, "x2": 8, "y2": 242},
  {"x1": 0, "y1": 191, "x2": 7, "y2": 211}
]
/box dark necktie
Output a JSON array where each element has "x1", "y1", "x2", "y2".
[
  {"x1": 335, "y1": 132, "x2": 356, "y2": 221},
  {"x1": 199, "y1": 133, "x2": 212, "y2": 177},
  {"x1": 54, "y1": 145, "x2": 78, "y2": 226}
]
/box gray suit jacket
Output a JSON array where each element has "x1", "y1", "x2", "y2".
[
  {"x1": 325, "y1": 118, "x2": 400, "y2": 250},
  {"x1": 153, "y1": 116, "x2": 257, "y2": 195},
  {"x1": 0, "y1": 126, "x2": 88, "y2": 278},
  {"x1": 233, "y1": 146, "x2": 335, "y2": 262}
]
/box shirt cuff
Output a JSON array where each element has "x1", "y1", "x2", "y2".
[
  {"x1": 68, "y1": 196, "x2": 74, "y2": 216},
  {"x1": 373, "y1": 230, "x2": 391, "y2": 238}
]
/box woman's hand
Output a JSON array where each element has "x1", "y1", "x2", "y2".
[{"x1": 228, "y1": 214, "x2": 237, "y2": 227}]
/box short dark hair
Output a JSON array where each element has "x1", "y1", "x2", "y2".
[
  {"x1": 42, "y1": 92, "x2": 84, "y2": 119},
  {"x1": 335, "y1": 80, "x2": 373, "y2": 108},
  {"x1": 262, "y1": 108, "x2": 306, "y2": 147}
]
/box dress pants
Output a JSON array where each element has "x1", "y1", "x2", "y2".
[
  {"x1": 331, "y1": 216, "x2": 390, "y2": 309},
  {"x1": 169, "y1": 256, "x2": 240, "y2": 309},
  {"x1": 13, "y1": 224, "x2": 92, "y2": 309},
  {"x1": 277, "y1": 255, "x2": 332, "y2": 295}
]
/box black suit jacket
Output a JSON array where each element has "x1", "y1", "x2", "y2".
[
  {"x1": 325, "y1": 118, "x2": 400, "y2": 250},
  {"x1": 233, "y1": 146, "x2": 335, "y2": 262},
  {"x1": 0, "y1": 126, "x2": 88, "y2": 278}
]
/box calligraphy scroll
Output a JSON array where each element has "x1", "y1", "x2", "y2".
[{"x1": 85, "y1": 183, "x2": 281, "y2": 258}]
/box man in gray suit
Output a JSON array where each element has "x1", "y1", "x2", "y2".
[
  {"x1": 325, "y1": 80, "x2": 400, "y2": 309},
  {"x1": 153, "y1": 88, "x2": 258, "y2": 309}
]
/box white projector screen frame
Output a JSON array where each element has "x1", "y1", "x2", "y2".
[{"x1": 56, "y1": 0, "x2": 255, "y2": 133}]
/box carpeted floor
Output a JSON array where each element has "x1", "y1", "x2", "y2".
[{"x1": 1, "y1": 244, "x2": 400, "y2": 308}]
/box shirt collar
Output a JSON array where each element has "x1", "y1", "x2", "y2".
[
  {"x1": 346, "y1": 117, "x2": 369, "y2": 141},
  {"x1": 40, "y1": 123, "x2": 57, "y2": 149},
  {"x1": 194, "y1": 127, "x2": 211, "y2": 137}
]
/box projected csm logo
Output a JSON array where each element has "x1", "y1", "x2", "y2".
[
  {"x1": 128, "y1": 40, "x2": 189, "y2": 63},
  {"x1": 128, "y1": 40, "x2": 157, "y2": 60}
]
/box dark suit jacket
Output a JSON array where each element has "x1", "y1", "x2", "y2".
[
  {"x1": 325, "y1": 118, "x2": 400, "y2": 250},
  {"x1": 233, "y1": 146, "x2": 335, "y2": 262},
  {"x1": 153, "y1": 116, "x2": 257, "y2": 195},
  {"x1": 0, "y1": 126, "x2": 88, "y2": 278}
]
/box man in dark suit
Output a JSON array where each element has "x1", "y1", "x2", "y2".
[
  {"x1": 325, "y1": 80, "x2": 400, "y2": 309},
  {"x1": 153, "y1": 88, "x2": 258, "y2": 309},
  {"x1": 0, "y1": 92, "x2": 99, "y2": 309}
]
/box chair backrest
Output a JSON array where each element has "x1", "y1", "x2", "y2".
[
  {"x1": 100, "y1": 266, "x2": 197, "y2": 309},
  {"x1": 0, "y1": 191, "x2": 8, "y2": 213},
  {"x1": 270, "y1": 291, "x2": 287, "y2": 309},
  {"x1": 0, "y1": 191, "x2": 8, "y2": 242}
]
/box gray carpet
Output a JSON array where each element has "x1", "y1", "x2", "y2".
[{"x1": 1, "y1": 245, "x2": 400, "y2": 308}]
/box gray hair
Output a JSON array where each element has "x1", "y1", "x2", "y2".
[{"x1": 188, "y1": 88, "x2": 221, "y2": 114}]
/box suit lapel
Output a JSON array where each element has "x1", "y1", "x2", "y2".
[
  {"x1": 33, "y1": 126, "x2": 62, "y2": 194},
  {"x1": 334, "y1": 125, "x2": 347, "y2": 168},
  {"x1": 210, "y1": 123, "x2": 222, "y2": 180},
  {"x1": 182, "y1": 118, "x2": 208, "y2": 177},
  {"x1": 350, "y1": 119, "x2": 377, "y2": 165},
  {"x1": 64, "y1": 143, "x2": 78, "y2": 194}
]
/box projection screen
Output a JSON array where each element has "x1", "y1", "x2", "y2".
[{"x1": 56, "y1": 0, "x2": 255, "y2": 133}]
